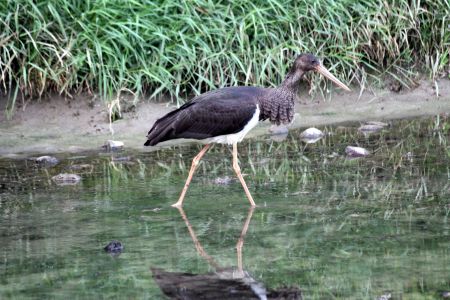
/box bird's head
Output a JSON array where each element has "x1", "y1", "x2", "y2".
[{"x1": 289, "y1": 53, "x2": 351, "y2": 91}]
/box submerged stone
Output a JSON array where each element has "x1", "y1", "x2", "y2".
[
  {"x1": 35, "y1": 156, "x2": 59, "y2": 166},
  {"x1": 52, "y1": 173, "x2": 81, "y2": 185},
  {"x1": 358, "y1": 121, "x2": 388, "y2": 133},
  {"x1": 213, "y1": 176, "x2": 234, "y2": 185},
  {"x1": 68, "y1": 164, "x2": 94, "y2": 171},
  {"x1": 345, "y1": 146, "x2": 370, "y2": 157}
]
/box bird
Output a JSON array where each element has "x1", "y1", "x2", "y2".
[{"x1": 144, "y1": 53, "x2": 351, "y2": 207}]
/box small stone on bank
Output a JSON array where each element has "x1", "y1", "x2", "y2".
[
  {"x1": 52, "y1": 173, "x2": 81, "y2": 185},
  {"x1": 35, "y1": 156, "x2": 59, "y2": 166},
  {"x1": 102, "y1": 140, "x2": 124, "y2": 151},
  {"x1": 345, "y1": 146, "x2": 370, "y2": 157}
]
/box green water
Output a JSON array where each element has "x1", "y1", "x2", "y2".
[{"x1": 1, "y1": 116, "x2": 450, "y2": 299}]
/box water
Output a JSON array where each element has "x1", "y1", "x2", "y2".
[{"x1": 1, "y1": 116, "x2": 450, "y2": 299}]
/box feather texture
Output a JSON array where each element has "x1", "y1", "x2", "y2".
[{"x1": 144, "y1": 87, "x2": 265, "y2": 146}]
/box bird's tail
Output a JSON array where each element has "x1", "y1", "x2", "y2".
[{"x1": 144, "y1": 109, "x2": 182, "y2": 146}]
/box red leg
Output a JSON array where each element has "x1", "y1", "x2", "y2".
[
  {"x1": 172, "y1": 144, "x2": 211, "y2": 207},
  {"x1": 232, "y1": 143, "x2": 256, "y2": 207}
]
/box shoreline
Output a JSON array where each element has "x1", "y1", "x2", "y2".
[{"x1": 1, "y1": 79, "x2": 449, "y2": 156}]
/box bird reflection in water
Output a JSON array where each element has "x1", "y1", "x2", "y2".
[{"x1": 151, "y1": 208, "x2": 301, "y2": 299}]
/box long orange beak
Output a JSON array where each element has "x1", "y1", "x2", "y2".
[{"x1": 315, "y1": 65, "x2": 351, "y2": 91}]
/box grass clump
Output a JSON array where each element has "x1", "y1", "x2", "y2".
[{"x1": 0, "y1": 0, "x2": 449, "y2": 114}]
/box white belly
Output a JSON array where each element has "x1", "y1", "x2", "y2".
[{"x1": 206, "y1": 105, "x2": 260, "y2": 145}]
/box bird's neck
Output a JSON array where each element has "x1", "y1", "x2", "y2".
[
  {"x1": 279, "y1": 70, "x2": 305, "y2": 93},
  {"x1": 257, "y1": 69, "x2": 305, "y2": 125}
]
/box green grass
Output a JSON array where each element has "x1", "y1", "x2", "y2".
[{"x1": 1, "y1": 0, "x2": 449, "y2": 115}]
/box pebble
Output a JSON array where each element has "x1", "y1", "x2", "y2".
[
  {"x1": 102, "y1": 140, "x2": 124, "y2": 151},
  {"x1": 213, "y1": 176, "x2": 234, "y2": 185},
  {"x1": 35, "y1": 156, "x2": 59, "y2": 166},
  {"x1": 358, "y1": 121, "x2": 388, "y2": 133},
  {"x1": 345, "y1": 146, "x2": 370, "y2": 157},
  {"x1": 68, "y1": 164, "x2": 94, "y2": 172},
  {"x1": 52, "y1": 173, "x2": 81, "y2": 185},
  {"x1": 300, "y1": 127, "x2": 324, "y2": 144}
]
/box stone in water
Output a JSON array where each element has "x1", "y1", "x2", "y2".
[
  {"x1": 35, "y1": 156, "x2": 59, "y2": 166},
  {"x1": 300, "y1": 127, "x2": 324, "y2": 144},
  {"x1": 358, "y1": 121, "x2": 388, "y2": 133},
  {"x1": 345, "y1": 146, "x2": 370, "y2": 157},
  {"x1": 52, "y1": 173, "x2": 81, "y2": 185}
]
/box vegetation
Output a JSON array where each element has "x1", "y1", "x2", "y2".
[{"x1": 1, "y1": 0, "x2": 449, "y2": 114}]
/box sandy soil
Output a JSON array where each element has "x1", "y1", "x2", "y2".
[{"x1": 1, "y1": 79, "x2": 449, "y2": 156}]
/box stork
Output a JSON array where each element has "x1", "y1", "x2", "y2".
[{"x1": 145, "y1": 54, "x2": 351, "y2": 207}]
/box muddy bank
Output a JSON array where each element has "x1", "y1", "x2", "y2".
[{"x1": 1, "y1": 79, "x2": 449, "y2": 156}]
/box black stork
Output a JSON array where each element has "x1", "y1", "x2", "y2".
[{"x1": 144, "y1": 54, "x2": 351, "y2": 207}]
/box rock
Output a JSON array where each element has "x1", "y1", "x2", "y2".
[
  {"x1": 213, "y1": 176, "x2": 234, "y2": 185},
  {"x1": 358, "y1": 121, "x2": 388, "y2": 133},
  {"x1": 35, "y1": 156, "x2": 59, "y2": 166},
  {"x1": 300, "y1": 127, "x2": 324, "y2": 144},
  {"x1": 345, "y1": 146, "x2": 370, "y2": 157},
  {"x1": 102, "y1": 140, "x2": 124, "y2": 151},
  {"x1": 68, "y1": 164, "x2": 94, "y2": 172},
  {"x1": 52, "y1": 173, "x2": 81, "y2": 185},
  {"x1": 104, "y1": 240, "x2": 123, "y2": 255}
]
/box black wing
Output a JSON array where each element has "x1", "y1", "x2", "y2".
[{"x1": 144, "y1": 87, "x2": 266, "y2": 146}]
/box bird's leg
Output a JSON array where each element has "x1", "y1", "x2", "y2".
[
  {"x1": 232, "y1": 143, "x2": 256, "y2": 207},
  {"x1": 172, "y1": 144, "x2": 211, "y2": 207},
  {"x1": 236, "y1": 207, "x2": 255, "y2": 276}
]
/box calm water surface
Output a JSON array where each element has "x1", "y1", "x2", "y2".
[{"x1": 1, "y1": 116, "x2": 450, "y2": 299}]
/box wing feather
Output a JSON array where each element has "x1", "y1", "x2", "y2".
[{"x1": 144, "y1": 87, "x2": 265, "y2": 146}]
